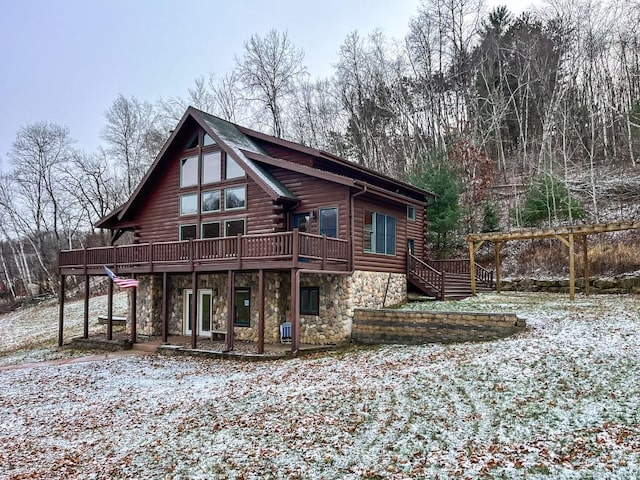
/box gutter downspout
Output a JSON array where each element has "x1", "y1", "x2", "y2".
[
  {"x1": 351, "y1": 183, "x2": 368, "y2": 272},
  {"x1": 292, "y1": 184, "x2": 369, "y2": 357}
]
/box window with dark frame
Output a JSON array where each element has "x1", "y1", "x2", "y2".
[
  {"x1": 319, "y1": 207, "x2": 337, "y2": 237},
  {"x1": 179, "y1": 224, "x2": 197, "y2": 241},
  {"x1": 180, "y1": 156, "x2": 198, "y2": 188},
  {"x1": 180, "y1": 193, "x2": 198, "y2": 216},
  {"x1": 407, "y1": 205, "x2": 416, "y2": 221},
  {"x1": 225, "y1": 219, "x2": 245, "y2": 237},
  {"x1": 225, "y1": 186, "x2": 246, "y2": 210},
  {"x1": 201, "y1": 222, "x2": 220, "y2": 239},
  {"x1": 201, "y1": 190, "x2": 221, "y2": 213},
  {"x1": 202, "y1": 151, "x2": 222, "y2": 184},
  {"x1": 364, "y1": 210, "x2": 396, "y2": 255},
  {"x1": 300, "y1": 286, "x2": 320, "y2": 315}
]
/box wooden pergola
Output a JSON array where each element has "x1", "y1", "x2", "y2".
[{"x1": 467, "y1": 221, "x2": 640, "y2": 300}]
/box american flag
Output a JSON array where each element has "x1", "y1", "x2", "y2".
[{"x1": 103, "y1": 266, "x2": 139, "y2": 289}]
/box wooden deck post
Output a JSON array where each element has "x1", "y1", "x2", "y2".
[
  {"x1": 58, "y1": 275, "x2": 65, "y2": 347},
  {"x1": 107, "y1": 277, "x2": 114, "y2": 340},
  {"x1": 292, "y1": 228, "x2": 299, "y2": 268},
  {"x1": 291, "y1": 269, "x2": 300, "y2": 354},
  {"x1": 191, "y1": 271, "x2": 197, "y2": 349},
  {"x1": 130, "y1": 275, "x2": 137, "y2": 344},
  {"x1": 162, "y1": 272, "x2": 168, "y2": 343},
  {"x1": 258, "y1": 269, "x2": 265, "y2": 354},
  {"x1": 83, "y1": 248, "x2": 89, "y2": 339},
  {"x1": 226, "y1": 270, "x2": 234, "y2": 351},
  {"x1": 83, "y1": 275, "x2": 90, "y2": 339}
]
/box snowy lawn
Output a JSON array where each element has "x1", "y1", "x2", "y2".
[
  {"x1": 0, "y1": 292, "x2": 129, "y2": 367},
  {"x1": 1, "y1": 292, "x2": 639, "y2": 479}
]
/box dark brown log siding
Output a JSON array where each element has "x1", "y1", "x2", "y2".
[
  {"x1": 128, "y1": 150, "x2": 273, "y2": 243},
  {"x1": 353, "y1": 195, "x2": 423, "y2": 273},
  {"x1": 268, "y1": 166, "x2": 350, "y2": 238}
]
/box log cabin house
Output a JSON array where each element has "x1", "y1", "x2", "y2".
[{"x1": 58, "y1": 107, "x2": 435, "y2": 353}]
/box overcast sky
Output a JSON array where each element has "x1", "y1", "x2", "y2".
[{"x1": 0, "y1": 0, "x2": 535, "y2": 170}]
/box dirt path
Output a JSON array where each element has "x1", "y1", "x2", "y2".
[{"x1": 0, "y1": 349, "x2": 148, "y2": 372}]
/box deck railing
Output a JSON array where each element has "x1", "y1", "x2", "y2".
[{"x1": 59, "y1": 230, "x2": 350, "y2": 273}]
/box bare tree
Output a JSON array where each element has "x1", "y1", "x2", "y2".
[
  {"x1": 102, "y1": 94, "x2": 164, "y2": 195},
  {"x1": 235, "y1": 29, "x2": 307, "y2": 137}
]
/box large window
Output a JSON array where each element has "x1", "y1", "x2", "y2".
[
  {"x1": 201, "y1": 190, "x2": 221, "y2": 213},
  {"x1": 201, "y1": 222, "x2": 220, "y2": 238},
  {"x1": 319, "y1": 207, "x2": 337, "y2": 237},
  {"x1": 180, "y1": 193, "x2": 198, "y2": 216},
  {"x1": 180, "y1": 156, "x2": 198, "y2": 188},
  {"x1": 225, "y1": 219, "x2": 245, "y2": 237},
  {"x1": 225, "y1": 186, "x2": 246, "y2": 210},
  {"x1": 202, "y1": 151, "x2": 222, "y2": 184},
  {"x1": 180, "y1": 224, "x2": 197, "y2": 240},
  {"x1": 364, "y1": 211, "x2": 396, "y2": 255},
  {"x1": 226, "y1": 156, "x2": 244, "y2": 179},
  {"x1": 300, "y1": 287, "x2": 320, "y2": 315}
]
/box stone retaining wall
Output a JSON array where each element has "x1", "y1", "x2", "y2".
[
  {"x1": 501, "y1": 276, "x2": 640, "y2": 294},
  {"x1": 352, "y1": 309, "x2": 525, "y2": 344}
]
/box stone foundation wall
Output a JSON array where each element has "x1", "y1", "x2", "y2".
[
  {"x1": 132, "y1": 269, "x2": 411, "y2": 346},
  {"x1": 297, "y1": 274, "x2": 351, "y2": 345},
  {"x1": 353, "y1": 309, "x2": 525, "y2": 344},
  {"x1": 165, "y1": 272, "x2": 285, "y2": 343},
  {"x1": 501, "y1": 276, "x2": 640, "y2": 294},
  {"x1": 350, "y1": 271, "x2": 407, "y2": 309},
  {"x1": 135, "y1": 274, "x2": 163, "y2": 336}
]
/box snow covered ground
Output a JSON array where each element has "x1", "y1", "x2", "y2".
[{"x1": 1, "y1": 292, "x2": 639, "y2": 479}]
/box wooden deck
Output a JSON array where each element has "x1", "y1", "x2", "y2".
[{"x1": 59, "y1": 230, "x2": 350, "y2": 275}]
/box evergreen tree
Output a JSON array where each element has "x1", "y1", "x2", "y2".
[
  {"x1": 409, "y1": 151, "x2": 463, "y2": 256},
  {"x1": 518, "y1": 174, "x2": 584, "y2": 226}
]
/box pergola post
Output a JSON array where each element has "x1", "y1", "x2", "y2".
[
  {"x1": 583, "y1": 237, "x2": 590, "y2": 295},
  {"x1": 494, "y1": 242, "x2": 503, "y2": 293},
  {"x1": 469, "y1": 240, "x2": 476, "y2": 296},
  {"x1": 568, "y1": 233, "x2": 575, "y2": 301}
]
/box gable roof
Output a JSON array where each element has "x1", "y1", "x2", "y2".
[
  {"x1": 96, "y1": 107, "x2": 297, "y2": 228},
  {"x1": 236, "y1": 124, "x2": 433, "y2": 202},
  {"x1": 96, "y1": 107, "x2": 433, "y2": 229}
]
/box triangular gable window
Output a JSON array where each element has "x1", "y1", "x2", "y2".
[
  {"x1": 204, "y1": 133, "x2": 216, "y2": 146},
  {"x1": 185, "y1": 132, "x2": 199, "y2": 149}
]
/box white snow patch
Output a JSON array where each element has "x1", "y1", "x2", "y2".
[{"x1": 0, "y1": 292, "x2": 639, "y2": 478}]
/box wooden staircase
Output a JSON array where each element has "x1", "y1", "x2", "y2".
[{"x1": 407, "y1": 255, "x2": 494, "y2": 300}]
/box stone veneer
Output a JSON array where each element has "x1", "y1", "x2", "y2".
[{"x1": 131, "y1": 270, "x2": 408, "y2": 346}]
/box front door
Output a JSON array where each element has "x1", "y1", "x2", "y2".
[
  {"x1": 293, "y1": 213, "x2": 310, "y2": 232},
  {"x1": 234, "y1": 288, "x2": 251, "y2": 327},
  {"x1": 184, "y1": 289, "x2": 212, "y2": 337}
]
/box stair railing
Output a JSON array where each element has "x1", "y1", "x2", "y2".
[{"x1": 407, "y1": 254, "x2": 445, "y2": 300}]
